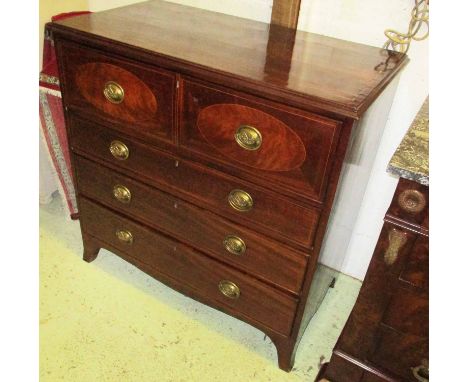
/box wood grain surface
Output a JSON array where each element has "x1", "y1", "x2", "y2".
[
  {"x1": 57, "y1": 40, "x2": 176, "y2": 143},
  {"x1": 196, "y1": 103, "x2": 307, "y2": 171},
  {"x1": 69, "y1": 115, "x2": 322, "y2": 249},
  {"x1": 181, "y1": 79, "x2": 342, "y2": 202},
  {"x1": 75, "y1": 62, "x2": 158, "y2": 122},
  {"x1": 48, "y1": 0, "x2": 408, "y2": 118},
  {"x1": 79, "y1": 197, "x2": 298, "y2": 336},
  {"x1": 74, "y1": 155, "x2": 308, "y2": 294}
]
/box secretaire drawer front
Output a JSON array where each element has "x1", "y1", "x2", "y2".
[
  {"x1": 70, "y1": 117, "x2": 321, "y2": 248},
  {"x1": 180, "y1": 79, "x2": 342, "y2": 202},
  {"x1": 74, "y1": 156, "x2": 308, "y2": 293},
  {"x1": 56, "y1": 40, "x2": 176, "y2": 143},
  {"x1": 79, "y1": 198, "x2": 298, "y2": 336}
]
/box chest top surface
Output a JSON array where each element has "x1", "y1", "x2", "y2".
[{"x1": 49, "y1": 0, "x2": 407, "y2": 119}]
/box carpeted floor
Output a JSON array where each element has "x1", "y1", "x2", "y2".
[{"x1": 39, "y1": 193, "x2": 361, "y2": 381}]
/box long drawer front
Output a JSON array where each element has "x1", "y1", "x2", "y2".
[
  {"x1": 78, "y1": 198, "x2": 298, "y2": 336},
  {"x1": 69, "y1": 114, "x2": 321, "y2": 248},
  {"x1": 74, "y1": 155, "x2": 308, "y2": 294}
]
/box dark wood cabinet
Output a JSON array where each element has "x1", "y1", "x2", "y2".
[
  {"x1": 47, "y1": 0, "x2": 406, "y2": 371},
  {"x1": 318, "y1": 177, "x2": 429, "y2": 381}
]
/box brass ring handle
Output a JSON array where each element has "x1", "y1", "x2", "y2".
[
  {"x1": 223, "y1": 235, "x2": 246, "y2": 256},
  {"x1": 228, "y1": 189, "x2": 253, "y2": 212},
  {"x1": 398, "y1": 189, "x2": 426, "y2": 214},
  {"x1": 115, "y1": 229, "x2": 133, "y2": 244},
  {"x1": 235, "y1": 125, "x2": 262, "y2": 151},
  {"x1": 113, "y1": 185, "x2": 132, "y2": 204},
  {"x1": 384, "y1": 228, "x2": 408, "y2": 265},
  {"x1": 109, "y1": 140, "x2": 129, "y2": 160},
  {"x1": 412, "y1": 360, "x2": 429, "y2": 381},
  {"x1": 218, "y1": 280, "x2": 240, "y2": 299},
  {"x1": 103, "y1": 81, "x2": 125, "y2": 104}
]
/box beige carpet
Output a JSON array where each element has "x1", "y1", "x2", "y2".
[{"x1": 40, "y1": 194, "x2": 361, "y2": 381}]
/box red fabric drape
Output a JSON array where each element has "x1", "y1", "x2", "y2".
[{"x1": 39, "y1": 12, "x2": 91, "y2": 218}]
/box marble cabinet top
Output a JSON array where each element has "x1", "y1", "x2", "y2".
[{"x1": 388, "y1": 97, "x2": 429, "y2": 186}]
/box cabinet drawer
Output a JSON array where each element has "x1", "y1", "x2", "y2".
[
  {"x1": 369, "y1": 326, "x2": 428, "y2": 381},
  {"x1": 382, "y1": 288, "x2": 428, "y2": 338},
  {"x1": 180, "y1": 79, "x2": 342, "y2": 203},
  {"x1": 79, "y1": 198, "x2": 298, "y2": 336},
  {"x1": 70, "y1": 115, "x2": 321, "y2": 248},
  {"x1": 399, "y1": 234, "x2": 429, "y2": 291},
  {"x1": 56, "y1": 40, "x2": 176, "y2": 144},
  {"x1": 74, "y1": 156, "x2": 308, "y2": 294}
]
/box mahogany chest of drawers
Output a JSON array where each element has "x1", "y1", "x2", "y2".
[{"x1": 47, "y1": 0, "x2": 407, "y2": 371}]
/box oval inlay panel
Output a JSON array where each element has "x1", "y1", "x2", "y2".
[
  {"x1": 75, "y1": 63, "x2": 157, "y2": 123},
  {"x1": 197, "y1": 104, "x2": 306, "y2": 171}
]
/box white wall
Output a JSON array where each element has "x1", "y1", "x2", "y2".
[
  {"x1": 298, "y1": 0, "x2": 428, "y2": 279},
  {"x1": 87, "y1": 0, "x2": 428, "y2": 280}
]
